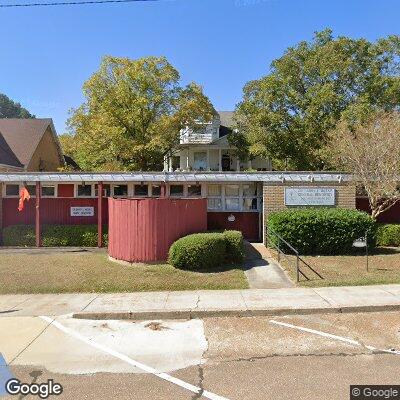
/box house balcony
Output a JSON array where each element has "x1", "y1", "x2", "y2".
[{"x1": 180, "y1": 132, "x2": 216, "y2": 144}]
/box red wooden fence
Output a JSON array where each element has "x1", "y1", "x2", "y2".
[{"x1": 108, "y1": 198, "x2": 207, "y2": 262}]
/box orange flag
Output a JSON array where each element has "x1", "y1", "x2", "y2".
[{"x1": 18, "y1": 187, "x2": 31, "y2": 212}]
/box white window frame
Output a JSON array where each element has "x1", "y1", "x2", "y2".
[
  {"x1": 133, "y1": 183, "x2": 149, "y2": 197},
  {"x1": 187, "y1": 183, "x2": 202, "y2": 198},
  {"x1": 41, "y1": 184, "x2": 57, "y2": 198},
  {"x1": 75, "y1": 183, "x2": 94, "y2": 198},
  {"x1": 206, "y1": 184, "x2": 223, "y2": 211},
  {"x1": 241, "y1": 183, "x2": 260, "y2": 212},
  {"x1": 3, "y1": 183, "x2": 57, "y2": 198},
  {"x1": 224, "y1": 184, "x2": 241, "y2": 212},
  {"x1": 3, "y1": 183, "x2": 20, "y2": 198},
  {"x1": 150, "y1": 183, "x2": 162, "y2": 197},
  {"x1": 169, "y1": 184, "x2": 185, "y2": 197},
  {"x1": 111, "y1": 183, "x2": 129, "y2": 198},
  {"x1": 206, "y1": 183, "x2": 261, "y2": 212}
]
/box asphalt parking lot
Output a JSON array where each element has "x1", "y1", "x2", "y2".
[{"x1": 1, "y1": 311, "x2": 400, "y2": 399}]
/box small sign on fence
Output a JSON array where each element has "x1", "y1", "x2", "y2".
[{"x1": 70, "y1": 207, "x2": 94, "y2": 217}]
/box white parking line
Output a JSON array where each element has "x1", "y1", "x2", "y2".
[
  {"x1": 39, "y1": 316, "x2": 229, "y2": 400},
  {"x1": 270, "y1": 319, "x2": 400, "y2": 356}
]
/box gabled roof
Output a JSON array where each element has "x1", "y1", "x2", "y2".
[
  {"x1": 0, "y1": 132, "x2": 23, "y2": 168},
  {"x1": 218, "y1": 111, "x2": 234, "y2": 128},
  {"x1": 0, "y1": 118, "x2": 62, "y2": 168}
]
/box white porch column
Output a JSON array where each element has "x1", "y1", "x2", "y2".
[
  {"x1": 206, "y1": 149, "x2": 210, "y2": 171},
  {"x1": 163, "y1": 156, "x2": 168, "y2": 172},
  {"x1": 236, "y1": 157, "x2": 240, "y2": 171},
  {"x1": 247, "y1": 159, "x2": 252, "y2": 170},
  {"x1": 168, "y1": 154, "x2": 173, "y2": 172},
  {"x1": 219, "y1": 149, "x2": 222, "y2": 172},
  {"x1": 186, "y1": 148, "x2": 190, "y2": 170}
]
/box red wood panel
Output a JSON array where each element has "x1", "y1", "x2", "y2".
[
  {"x1": 356, "y1": 197, "x2": 400, "y2": 223},
  {"x1": 207, "y1": 212, "x2": 260, "y2": 240},
  {"x1": 108, "y1": 198, "x2": 207, "y2": 262},
  {"x1": 58, "y1": 184, "x2": 74, "y2": 197},
  {"x1": 2, "y1": 198, "x2": 108, "y2": 227}
]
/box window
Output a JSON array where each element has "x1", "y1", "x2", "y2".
[
  {"x1": 225, "y1": 185, "x2": 239, "y2": 197},
  {"x1": 134, "y1": 184, "x2": 148, "y2": 196},
  {"x1": 95, "y1": 184, "x2": 111, "y2": 197},
  {"x1": 242, "y1": 183, "x2": 258, "y2": 211},
  {"x1": 188, "y1": 184, "x2": 201, "y2": 197},
  {"x1": 242, "y1": 198, "x2": 258, "y2": 211},
  {"x1": 151, "y1": 185, "x2": 161, "y2": 197},
  {"x1": 113, "y1": 184, "x2": 128, "y2": 197},
  {"x1": 225, "y1": 184, "x2": 240, "y2": 211},
  {"x1": 77, "y1": 184, "x2": 92, "y2": 197},
  {"x1": 170, "y1": 185, "x2": 184, "y2": 197},
  {"x1": 5, "y1": 184, "x2": 19, "y2": 197},
  {"x1": 26, "y1": 185, "x2": 36, "y2": 196},
  {"x1": 207, "y1": 185, "x2": 221, "y2": 196},
  {"x1": 207, "y1": 185, "x2": 222, "y2": 211},
  {"x1": 243, "y1": 183, "x2": 258, "y2": 197},
  {"x1": 207, "y1": 198, "x2": 222, "y2": 210},
  {"x1": 42, "y1": 186, "x2": 55, "y2": 197},
  {"x1": 226, "y1": 198, "x2": 240, "y2": 211},
  {"x1": 193, "y1": 152, "x2": 207, "y2": 171}
]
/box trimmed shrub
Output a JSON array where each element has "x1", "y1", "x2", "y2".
[
  {"x1": 168, "y1": 233, "x2": 226, "y2": 270},
  {"x1": 376, "y1": 224, "x2": 400, "y2": 247},
  {"x1": 267, "y1": 208, "x2": 377, "y2": 255},
  {"x1": 2, "y1": 225, "x2": 108, "y2": 247},
  {"x1": 223, "y1": 230, "x2": 245, "y2": 263}
]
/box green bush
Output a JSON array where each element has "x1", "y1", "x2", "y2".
[
  {"x1": 168, "y1": 233, "x2": 226, "y2": 270},
  {"x1": 267, "y1": 208, "x2": 377, "y2": 255},
  {"x1": 2, "y1": 225, "x2": 108, "y2": 247},
  {"x1": 223, "y1": 230, "x2": 245, "y2": 263},
  {"x1": 376, "y1": 224, "x2": 400, "y2": 247}
]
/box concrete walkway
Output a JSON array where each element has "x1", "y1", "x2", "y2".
[
  {"x1": 1, "y1": 284, "x2": 400, "y2": 320},
  {"x1": 244, "y1": 242, "x2": 294, "y2": 289}
]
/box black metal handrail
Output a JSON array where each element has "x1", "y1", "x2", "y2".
[{"x1": 266, "y1": 226, "x2": 324, "y2": 282}]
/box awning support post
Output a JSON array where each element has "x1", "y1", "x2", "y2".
[
  {"x1": 35, "y1": 182, "x2": 42, "y2": 247},
  {"x1": 98, "y1": 181, "x2": 103, "y2": 248}
]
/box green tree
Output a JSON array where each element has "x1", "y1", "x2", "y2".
[
  {"x1": 234, "y1": 29, "x2": 400, "y2": 170},
  {"x1": 0, "y1": 93, "x2": 34, "y2": 118},
  {"x1": 68, "y1": 56, "x2": 214, "y2": 171}
]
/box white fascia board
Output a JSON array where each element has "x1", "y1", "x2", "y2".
[{"x1": 0, "y1": 171, "x2": 353, "y2": 183}]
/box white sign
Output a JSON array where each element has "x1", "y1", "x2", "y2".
[
  {"x1": 353, "y1": 238, "x2": 367, "y2": 248},
  {"x1": 284, "y1": 187, "x2": 336, "y2": 206},
  {"x1": 70, "y1": 207, "x2": 94, "y2": 217},
  {"x1": 227, "y1": 214, "x2": 236, "y2": 222}
]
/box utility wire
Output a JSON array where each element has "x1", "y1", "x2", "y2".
[{"x1": 0, "y1": 0, "x2": 156, "y2": 7}]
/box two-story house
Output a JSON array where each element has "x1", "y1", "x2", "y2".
[{"x1": 164, "y1": 111, "x2": 271, "y2": 172}]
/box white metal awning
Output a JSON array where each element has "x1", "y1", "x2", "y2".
[{"x1": 0, "y1": 171, "x2": 352, "y2": 183}]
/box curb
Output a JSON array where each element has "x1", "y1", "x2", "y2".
[{"x1": 72, "y1": 304, "x2": 400, "y2": 321}]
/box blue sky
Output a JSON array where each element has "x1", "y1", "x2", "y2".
[{"x1": 0, "y1": 0, "x2": 399, "y2": 133}]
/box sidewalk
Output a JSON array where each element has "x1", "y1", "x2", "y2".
[{"x1": 1, "y1": 284, "x2": 400, "y2": 320}]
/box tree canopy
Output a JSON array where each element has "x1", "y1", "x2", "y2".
[
  {"x1": 234, "y1": 29, "x2": 400, "y2": 170},
  {"x1": 0, "y1": 93, "x2": 34, "y2": 118},
  {"x1": 67, "y1": 56, "x2": 215, "y2": 171},
  {"x1": 328, "y1": 111, "x2": 400, "y2": 219}
]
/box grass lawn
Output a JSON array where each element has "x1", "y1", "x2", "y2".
[
  {"x1": 272, "y1": 248, "x2": 400, "y2": 287},
  {"x1": 0, "y1": 250, "x2": 248, "y2": 294}
]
